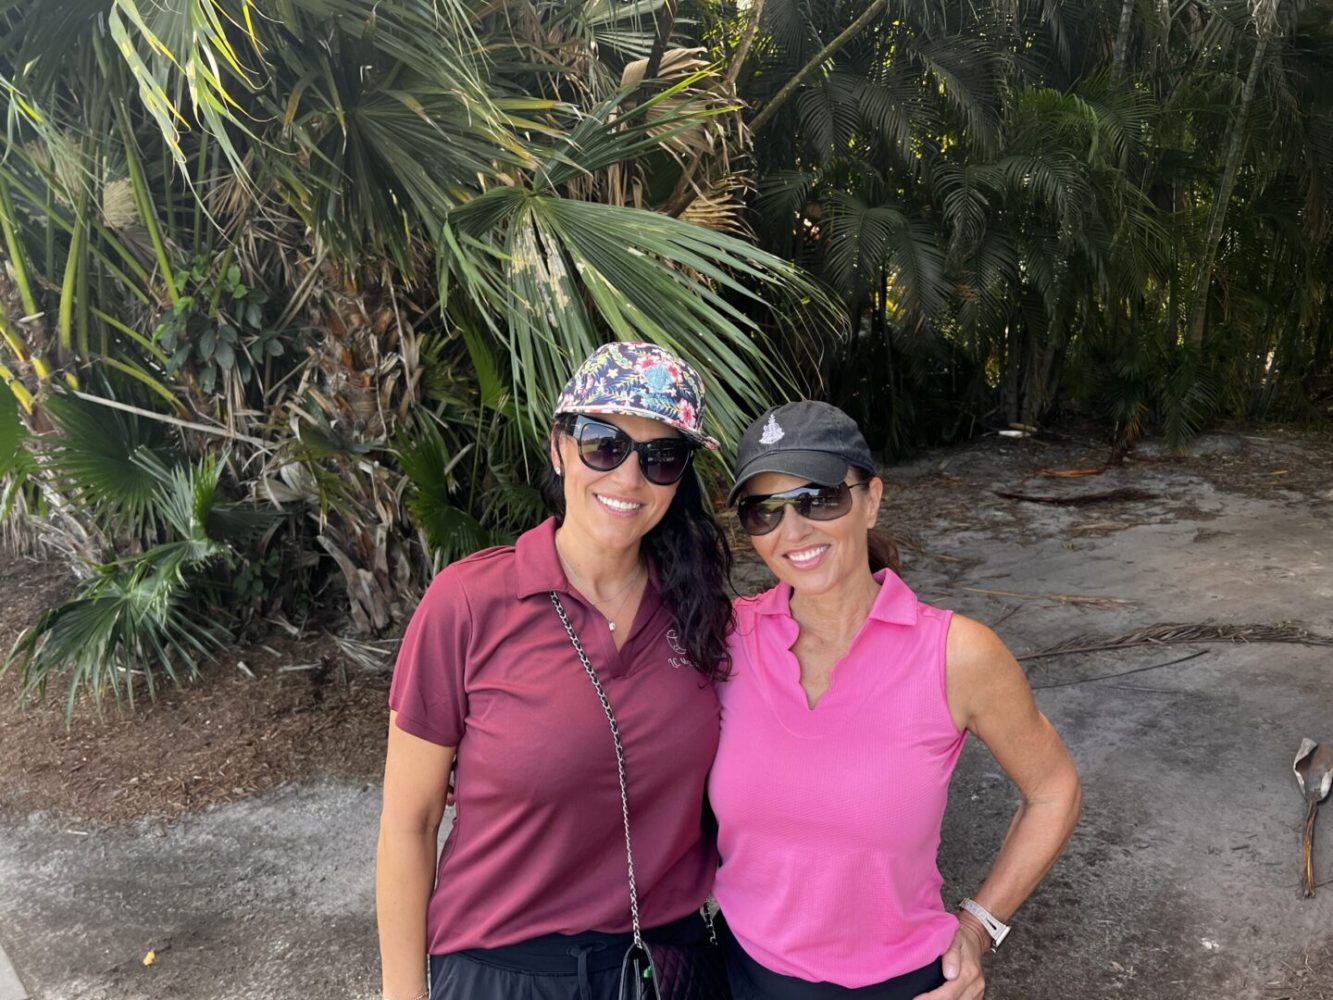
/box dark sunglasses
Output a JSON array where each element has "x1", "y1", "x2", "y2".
[
  {"x1": 736, "y1": 481, "x2": 869, "y2": 536},
  {"x1": 559, "y1": 414, "x2": 696, "y2": 486}
]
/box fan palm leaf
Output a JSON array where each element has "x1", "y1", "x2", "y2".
[
  {"x1": 447, "y1": 188, "x2": 831, "y2": 447},
  {"x1": 2, "y1": 450, "x2": 250, "y2": 714},
  {"x1": 439, "y1": 77, "x2": 839, "y2": 447},
  {"x1": 40, "y1": 391, "x2": 179, "y2": 541}
]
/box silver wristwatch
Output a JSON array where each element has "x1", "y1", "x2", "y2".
[{"x1": 958, "y1": 897, "x2": 1011, "y2": 951}]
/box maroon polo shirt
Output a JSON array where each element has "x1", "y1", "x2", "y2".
[{"x1": 389, "y1": 517, "x2": 721, "y2": 954}]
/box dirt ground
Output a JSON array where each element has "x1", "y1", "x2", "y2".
[
  {"x1": 0, "y1": 609, "x2": 390, "y2": 825},
  {"x1": 0, "y1": 426, "x2": 1331, "y2": 999}
]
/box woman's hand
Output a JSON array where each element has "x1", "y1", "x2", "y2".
[{"x1": 913, "y1": 922, "x2": 989, "y2": 999}]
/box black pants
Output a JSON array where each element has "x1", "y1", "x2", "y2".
[
  {"x1": 719, "y1": 917, "x2": 945, "y2": 1000},
  {"x1": 429, "y1": 912, "x2": 717, "y2": 1000}
]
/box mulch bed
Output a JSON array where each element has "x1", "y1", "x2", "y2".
[{"x1": 0, "y1": 558, "x2": 391, "y2": 826}]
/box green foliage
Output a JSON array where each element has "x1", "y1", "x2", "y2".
[
  {"x1": 1, "y1": 0, "x2": 1331, "y2": 710},
  {"x1": 41, "y1": 393, "x2": 177, "y2": 541},
  {"x1": 0, "y1": 389, "x2": 24, "y2": 478},
  {"x1": 3, "y1": 453, "x2": 265, "y2": 715},
  {"x1": 0, "y1": 0, "x2": 840, "y2": 706},
  {"x1": 438, "y1": 79, "x2": 833, "y2": 442},
  {"x1": 153, "y1": 257, "x2": 285, "y2": 396},
  {"x1": 727, "y1": 0, "x2": 1333, "y2": 450},
  {"x1": 1161, "y1": 351, "x2": 1222, "y2": 450},
  {"x1": 397, "y1": 416, "x2": 498, "y2": 562}
]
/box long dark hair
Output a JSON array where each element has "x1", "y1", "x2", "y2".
[
  {"x1": 851, "y1": 466, "x2": 901, "y2": 574},
  {"x1": 542, "y1": 449, "x2": 734, "y2": 682}
]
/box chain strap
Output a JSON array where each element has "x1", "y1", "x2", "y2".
[{"x1": 549, "y1": 591, "x2": 646, "y2": 949}]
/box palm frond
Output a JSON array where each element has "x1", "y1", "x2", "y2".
[
  {"x1": 933, "y1": 162, "x2": 991, "y2": 258},
  {"x1": 397, "y1": 414, "x2": 497, "y2": 560},
  {"x1": 586, "y1": 0, "x2": 669, "y2": 61},
  {"x1": 444, "y1": 183, "x2": 837, "y2": 447},
  {"x1": 4, "y1": 557, "x2": 229, "y2": 716},
  {"x1": 794, "y1": 86, "x2": 838, "y2": 159},
  {"x1": 535, "y1": 75, "x2": 734, "y2": 191},
  {"x1": 2, "y1": 450, "x2": 244, "y2": 714},
  {"x1": 1161, "y1": 350, "x2": 1221, "y2": 447},
  {"x1": 761, "y1": 0, "x2": 823, "y2": 67},
  {"x1": 0, "y1": 384, "x2": 25, "y2": 477},
  {"x1": 41, "y1": 391, "x2": 179, "y2": 540},
  {"x1": 977, "y1": 152, "x2": 1089, "y2": 231},
  {"x1": 915, "y1": 35, "x2": 1003, "y2": 158},
  {"x1": 825, "y1": 194, "x2": 948, "y2": 320}
]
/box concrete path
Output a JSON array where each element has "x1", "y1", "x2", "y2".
[
  {"x1": 1, "y1": 433, "x2": 1330, "y2": 999},
  {"x1": 907, "y1": 437, "x2": 1333, "y2": 999},
  {"x1": 0, "y1": 782, "x2": 383, "y2": 1000},
  {"x1": 0, "y1": 941, "x2": 29, "y2": 1000}
]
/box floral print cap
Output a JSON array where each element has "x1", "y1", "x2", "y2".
[{"x1": 553, "y1": 342, "x2": 720, "y2": 450}]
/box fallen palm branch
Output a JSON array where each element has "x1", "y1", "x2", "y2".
[
  {"x1": 995, "y1": 487, "x2": 1157, "y2": 506},
  {"x1": 1031, "y1": 650, "x2": 1208, "y2": 689},
  {"x1": 1069, "y1": 521, "x2": 1139, "y2": 532},
  {"x1": 959, "y1": 586, "x2": 1136, "y2": 608},
  {"x1": 332, "y1": 634, "x2": 400, "y2": 673},
  {"x1": 1021, "y1": 622, "x2": 1333, "y2": 662},
  {"x1": 1035, "y1": 467, "x2": 1106, "y2": 478}
]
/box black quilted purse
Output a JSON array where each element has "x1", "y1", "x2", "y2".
[
  {"x1": 648, "y1": 928, "x2": 731, "y2": 1000},
  {"x1": 550, "y1": 593, "x2": 731, "y2": 1000}
]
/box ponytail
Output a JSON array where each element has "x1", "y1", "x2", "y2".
[{"x1": 851, "y1": 466, "x2": 901, "y2": 573}]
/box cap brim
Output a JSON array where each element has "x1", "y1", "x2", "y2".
[{"x1": 727, "y1": 451, "x2": 850, "y2": 506}]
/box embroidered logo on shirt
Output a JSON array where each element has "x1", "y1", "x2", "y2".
[
  {"x1": 665, "y1": 628, "x2": 695, "y2": 670},
  {"x1": 759, "y1": 414, "x2": 784, "y2": 445}
]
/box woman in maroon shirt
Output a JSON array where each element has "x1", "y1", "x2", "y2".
[{"x1": 376, "y1": 342, "x2": 733, "y2": 1000}]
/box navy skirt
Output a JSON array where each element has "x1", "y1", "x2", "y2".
[
  {"x1": 718, "y1": 916, "x2": 945, "y2": 1000},
  {"x1": 429, "y1": 911, "x2": 717, "y2": 1000}
]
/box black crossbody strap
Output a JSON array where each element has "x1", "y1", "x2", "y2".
[{"x1": 549, "y1": 591, "x2": 646, "y2": 949}]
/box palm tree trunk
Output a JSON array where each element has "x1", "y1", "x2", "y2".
[
  {"x1": 643, "y1": 0, "x2": 678, "y2": 81},
  {"x1": 749, "y1": 0, "x2": 889, "y2": 134},
  {"x1": 725, "y1": 0, "x2": 768, "y2": 89},
  {"x1": 1112, "y1": 0, "x2": 1136, "y2": 83},
  {"x1": 1187, "y1": 9, "x2": 1278, "y2": 346}
]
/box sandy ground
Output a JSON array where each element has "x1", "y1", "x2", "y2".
[{"x1": 1, "y1": 429, "x2": 1331, "y2": 999}]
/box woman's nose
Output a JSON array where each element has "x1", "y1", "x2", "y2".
[
  {"x1": 607, "y1": 449, "x2": 648, "y2": 487},
  {"x1": 774, "y1": 503, "x2": 809, "y2": 540}
]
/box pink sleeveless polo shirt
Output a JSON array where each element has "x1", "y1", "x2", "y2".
[{"x1": 709, "y1": 569, "x2": 966, "y2": 988}]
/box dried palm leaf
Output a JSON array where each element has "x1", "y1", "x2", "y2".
[{"x1": 1024, "y1": 622, "x2": 1333, "y2": 661}]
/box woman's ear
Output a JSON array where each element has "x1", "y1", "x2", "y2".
[
  {"x1": 549, "y1": 426, "x2": 563, "y2": 476},
  {"x1": 863, "y1": 476, "x2": 884, "y2": 525}
]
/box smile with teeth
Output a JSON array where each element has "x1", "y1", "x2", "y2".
[
  {"x1": 596, "y1": 494, "x2": 644, "y2": 513},
  {"x1": 785, "y1": 544, "x2": 829, "y2": 565}
]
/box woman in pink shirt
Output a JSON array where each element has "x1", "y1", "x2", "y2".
[
  {"x1": 710, "y1": 401, "x2": 1082, "y2": 1000},
  {"x1": 377, "y1": 343, "x2": 732, "y2": 1000}
]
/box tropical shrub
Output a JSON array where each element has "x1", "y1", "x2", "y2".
[
  {"x1": 0, "y1": 0, "x2": 835, "y2": 709},
  {"x1": 696, "y1": 0, "x2": 1333, "y2": 448},
  {"x1": 2, "y1": 0, "x2": 1332, "y2": 709}
]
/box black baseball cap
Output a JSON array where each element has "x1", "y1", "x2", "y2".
[{"x1": 727, "y1": 401, "x2": 875, "y2": 506}]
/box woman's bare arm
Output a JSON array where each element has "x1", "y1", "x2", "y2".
[
  {"x1": 916, "y1": 615, "x2": 1083, "y2": 1000},
  {"x1": 376, "y1": 711, "x2": 454, "y2": 1000}
]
